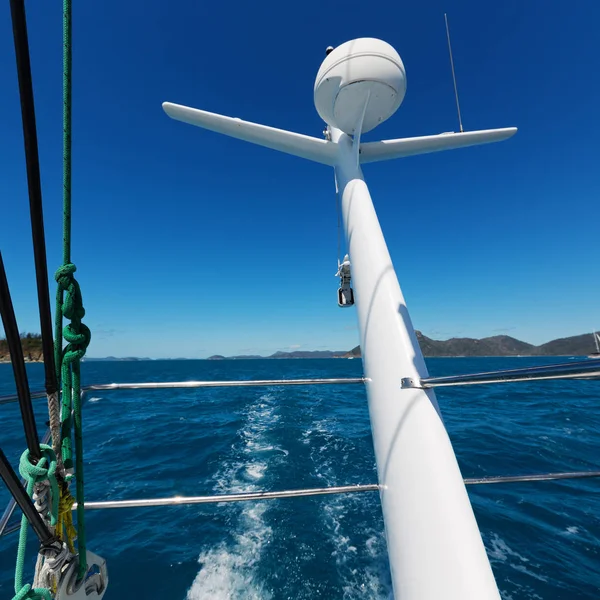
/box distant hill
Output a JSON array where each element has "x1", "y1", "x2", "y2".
[
  {"x1": 4, "y1": 332, "x2": 598, "y2": 363},
  {"x1": 270, "y1": 350, "x2": 347, "y2": 359},
  {"x1": 0, "y1": 337, "x2": 153, "y2": 363},
  {"x1": 343, "y1": 346, "x2": 362, "y2": 359},
  {"x1": 345, "y1": 331, "x2": 598, "y2": 358},
  {"x1": 535, "y1": 334, "x2": 595, "y2": 357},
  {"x1": 209, "y1": 350, "x2": 348, "y2": 360},
  {"x1": 0, "y1": 333, "x2": 43, "y2": 363},
  {"x1": 415, "y1": 332, "x2": 537, "y2": 357},
  {"x1": 84, "y1": 356, "x2": 151, "y2": 361}
]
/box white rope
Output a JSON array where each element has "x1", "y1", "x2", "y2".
[
  {"x1": 34, "y1": 542, "x2": 71, "y2": 589},
  {"x1": 32, "y1": 480, "x2": 51, "y2": 518},
  {"x1": 32, "y1": 481, "x2": 55, "y2": 588},
  {"x1": 47, "y1": 390, "x2": 64, "y2": 476}
]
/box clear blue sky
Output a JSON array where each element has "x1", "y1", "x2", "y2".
[{"x1": 1, "y1": 0, "x2": 599, "y2": 358}]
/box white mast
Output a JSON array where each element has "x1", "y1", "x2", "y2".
[{"x1": 163, "y1": 37, "x2": 516, "y2": 599}]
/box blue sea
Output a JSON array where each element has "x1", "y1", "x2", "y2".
[{"x1": 0, "y1": 358, "x2": 599, "y2": 599}]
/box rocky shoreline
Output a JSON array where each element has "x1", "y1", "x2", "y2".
[
  {"x1": 0, "y1": 358, "x2": 43, "y2": 363},
  {"x1": 0, "y1": 334, "x2": 44, "y2": 363}
]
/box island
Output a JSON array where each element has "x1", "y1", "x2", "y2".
[
  {"x1": 0, "y1": 333, "x2": 43, "y2": 363},
  {"x1": 2, "y1": 331, "x2": 598, "y2": 363}
]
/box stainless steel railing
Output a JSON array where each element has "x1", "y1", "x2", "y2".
[
  {"x1": 403, "y1": 358, "x2": 600, "y2": 388},
  {"x1": 1, "y1": 362, "x2": 598, "y2": 537},
  {"x1": 2, "y1": 358, "x2": 598, "y2": 407},
  {"x1": 0, "y1": 377, "x2": 365, "y2": 405}
]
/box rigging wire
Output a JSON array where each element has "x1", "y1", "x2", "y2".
[
  {"x1": 0, "y1": 253, "x2": 40, "y2": 462},
  {"x1": 0, "y1": 448, "x2": 55, "y2": 546},
  {"x1": 9, "y1": 0, "x2": 58, "y2": 397},
  {"x1": 335, "y1": 188, "x2": 342, "y2": 265},
  {"x1": 444, "y1": 13, "x2": 464, "y2": 133}
]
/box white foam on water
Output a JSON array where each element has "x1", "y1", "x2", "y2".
[
  {"x1": 499, "y1": 578, "x2": 543, "y2": 600},
  {"x1": 486, "y1": 533, "x2": 548, "y2": 584},
  {"x1": 187, "y1": 503, "x2": 273, "y2": 600},
  {"x1": 499, "y1": 576, "x2": 544, "y2": 600},
  {"x1": 95, "y1": 435, "x2": 116, "y2": 450},
  {"x1": 88, "y1": 397, "x2": 102, "y2": 403},
  {"x1": 487, "y1": 533, "x2": 530, "y2": 563},
  {"x1": 510, "y1": 563, "x2": 549, "y2": 583},
  {"x1": 187, "y1": 394, "x2": 280, "y2": 600},
  {"x1": 245, "y1": 463, "x2": 267, "y2": 480},
  {"x1": 305, "y1": 419, "x2": 392, "y2": 599},
  {"x1": 564, "y1": 525, "x2": 579, "y2": 535}
]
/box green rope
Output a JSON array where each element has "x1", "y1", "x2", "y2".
[
  {"x1": 55, "y1": 268, "x2": 91, "y2": 585},
  {"x1": 55, "y1": 263, "x2": 90, "y2": 581},
  {"x1": 54, "y1": 0, "x2": 71, "y2": 388},
  {"x1": 12, "y1": 445, "x2": 58, "y2": 600},
  {"x1": 62, "y1": 0, "x2": 72, "y2": 267},
  {"x1": 12, "y1": 585, "x2": 52, "y2": 600},
  {"x1": 18, "y1": 447, "x2": 59, "y2": 527},
  {"x1": 54, "y1": 0, "x2": 71, "y2": 386},
  {"x1": 52, "y1": 0, "x2": 90, "y2": 582}
]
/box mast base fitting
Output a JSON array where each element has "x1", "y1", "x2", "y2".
[{"x1": 55, "y1": 550, "x2": 108, "y2": 600}]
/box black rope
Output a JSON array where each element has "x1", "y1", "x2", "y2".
[
  {"x1": 0, "y1": 253, "x2": 41, "y2": 463},
  {"x1": 0, "y1": 448, "x2": 55, "y2": 546},
  {"x1": 9, "y1": 0, "x2": 57, "y2": 396}
]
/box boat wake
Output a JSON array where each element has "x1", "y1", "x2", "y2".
[
  {"x1": 304, "y1": 418, "x2": 392, "y2": 599},
  {"x1": 187, "y1": 390, "x2": 391, "y2": 598},
  {"x1": 186, "y1": 393, "x2": 282, "y2": 600},
  {"x1": 186, "y1": 502, "x2": 272, "y2": 600}
]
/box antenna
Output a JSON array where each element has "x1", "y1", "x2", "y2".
[{"x1": 444, "y1": 13, "x2": 464, "y2": 133}]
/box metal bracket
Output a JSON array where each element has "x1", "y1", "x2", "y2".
[
  {"x1": 336, "y1": 254, "x2": 354, "y2": 307},
  {"x1": 402, "y1": 358, "x2": 600, "y2": 389},
  {"x1": 400, "y1": 377, "x2": 421, "y2": 389},
  {"x1": 419, "y1": 358, "x2": 600, "y2": 388}
]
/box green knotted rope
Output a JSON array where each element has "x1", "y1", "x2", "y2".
[
  {"x1": 18, "y1": 446, "x2": 59, "y2": 527},
  {"x1": 12, "y1": 445, "x2": 58, "y2": 600},
  {"x1": 12, "y1": 585, "x2": 52, "y2": 600},
  {"x1": 55, "y1": 264, "x2": 90, "y2": 583},
  {"x1": 52, "y1": 0, "x2": 90, "y2": 581}
]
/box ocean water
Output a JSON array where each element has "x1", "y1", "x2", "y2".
[{"x1": 0, "y1": 357, "x2": 599, "y2": 599}]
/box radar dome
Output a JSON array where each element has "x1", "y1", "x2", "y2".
[{"x1": 314, "y1": 38, "x2": 406, "y2": 136}]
